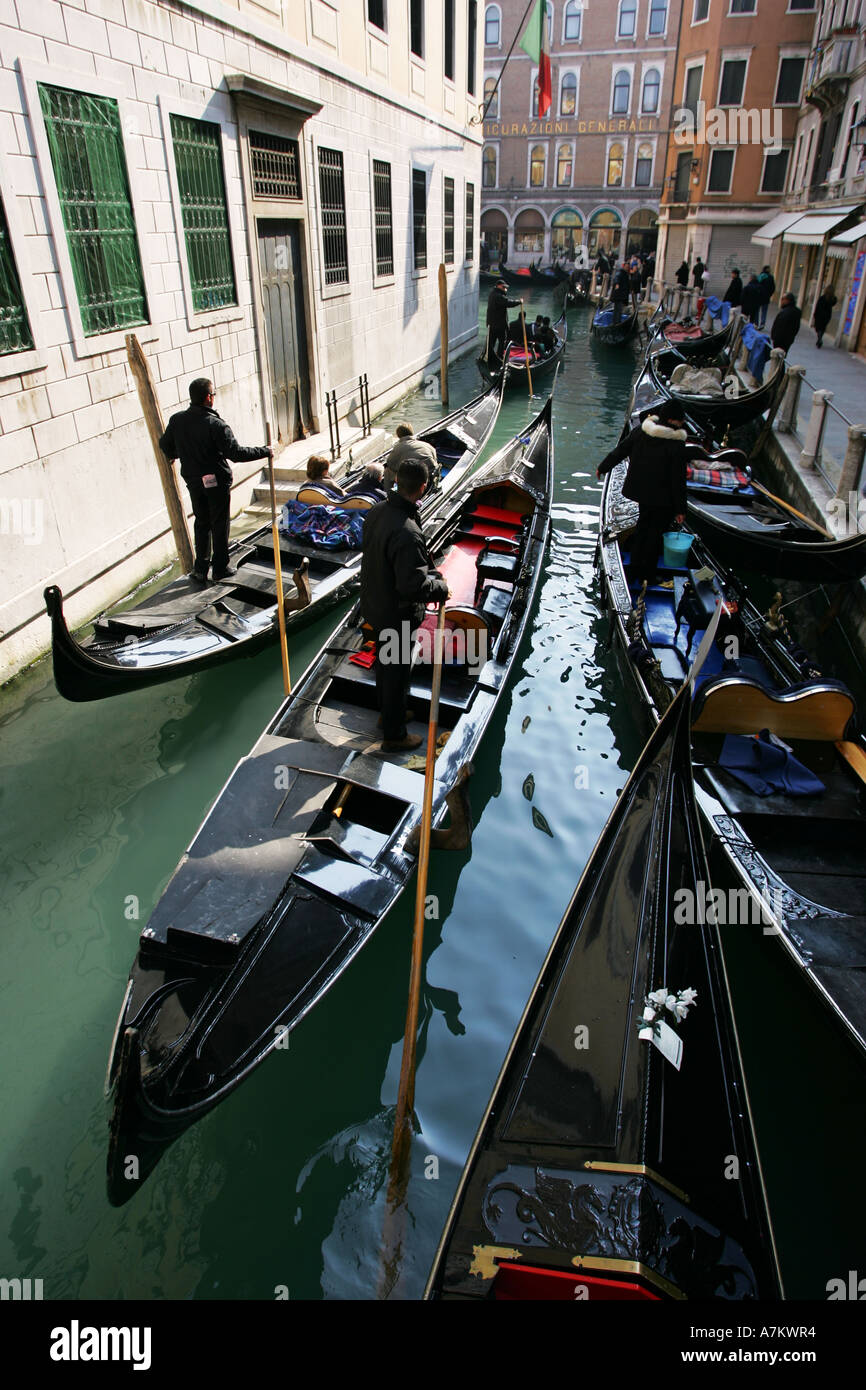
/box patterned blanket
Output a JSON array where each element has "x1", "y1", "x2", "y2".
[
  {"x1": 687, "y1": 464, "x2": 751, "y2": 489},
  {"x1": 279, "y1": 499, "x2": 365, "y2": 549}
]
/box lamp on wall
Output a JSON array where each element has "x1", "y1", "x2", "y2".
[{"x1": 691, "y1": 156, "x2": 701, "y2": 184}]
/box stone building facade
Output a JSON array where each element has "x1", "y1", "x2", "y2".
[
  {"x1": 480, "y1": 0, "x2": 683, "y2": 267},
  {"x1": 0, "y1": 0, "x2": 483, "y2": 678},
  {"x1": 655, "y1": 0, "x2": 818, "y2": 297}
]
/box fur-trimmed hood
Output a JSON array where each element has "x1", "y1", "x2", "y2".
[{"x1": 642, "y1": 415, "x2": 688, "y2": 442}]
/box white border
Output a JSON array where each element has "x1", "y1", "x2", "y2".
[{"x1": 707, "y1": 145, "x2": 736, "y2": 194}]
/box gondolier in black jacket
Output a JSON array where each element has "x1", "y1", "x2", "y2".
[
  {"x1": 360, "y1": 457, "x2": 449, "y2": 751},
  {"x1": 596, "y1": 399, "x2": 688, "y2": 586},
  {"x1": 486, "y1": 280, "x2": 521, "y2": 361},
  {"x1": 159, "y1": 378, "x2": 272, "y2": 582}
]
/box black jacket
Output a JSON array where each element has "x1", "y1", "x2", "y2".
[
  {"x1": 771, "y1": 303, "x2": 801, "y2": 352},
  {"x1": 741, "y1": 279, "x2": 761, "y2": 319},
  {"x1": 360, "y1": 492, "x2": 448, "y2": 634},
  {"x1": 675, "y1": 263, "x2": 689, "y2": 287},
  {"x1": 611, "y1": 267, "x2": 631, "y2": 302},
  {"x1": 486, "y1": 287, "x2": 520, "y2": 331},
  {"x1": 724, "y1": 275, "x2": 743, "y2": 307},
  {"x1": 692, "y1": 261, "x2": 704, "y2": 287},
  {"x1": 598, "y1": 416, "x2": 688, "y2": 515},
  {"x1": 813, "y1": 291, "x2": 837, "y2": 331},
  {"x1": 757, "y1": 271, "x2": 775, "y2": 305},
  {"x1": 159, "y1": 405, "x2": 269, "y2": 486}
]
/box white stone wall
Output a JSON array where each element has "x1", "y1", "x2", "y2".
[{"x1": 0, "y1": 0, "x2": 483, "y2": 680}]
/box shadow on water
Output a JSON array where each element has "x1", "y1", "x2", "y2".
[{"x1": 1, "y1": 286, "x2": 863, "y2": 1301}]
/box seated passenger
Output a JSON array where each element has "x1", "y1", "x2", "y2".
[
  {"x1": 384, "y1": 423, "x2": 438, "y2": 490},
  {"x1": 304, "y1": 453, "x2": 345, "y2": 499},
  {"x1": 343, "y1": 461, "x2": 387, "y2": 503},
  {"x1": 536, "y1": 316, "x2": 557, "y2": 353}
]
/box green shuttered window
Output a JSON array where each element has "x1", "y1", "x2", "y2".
[
  {"x1": 38, "y1": 84, "x2": 147, "y2": 336},
  {"x1": 170, "y1": 113, "x2": 237, "y2": 312},
  {"x1": 0, "y1": 196, "x2": 33, "y2": 354}
]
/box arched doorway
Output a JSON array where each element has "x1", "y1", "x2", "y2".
[
  {"x1": 626, "y1": 209, "x2": 658, "y2": 258},
  {"x1": 514, "y1": 208, "x2": 545, "y2": 259},
  {"x1": 588, "y1": 209, "x2": 621, "y2": 261},
  {"x1": 480, "y1": 208, "x2": 508, "y2": 267},
  {"x1": 551, "y1": 208, "x2": 583, "y2": 259}
]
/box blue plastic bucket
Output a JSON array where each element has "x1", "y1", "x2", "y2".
[{"x1": 662, "y1": 531, "x2": 695, "y2": 568}]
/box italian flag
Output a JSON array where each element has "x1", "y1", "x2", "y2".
[{"x1": 520, "y1": 0, "x2": 552, "y2": 119}]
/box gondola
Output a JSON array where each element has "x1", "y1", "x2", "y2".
[
  {"x1": 662, "y1": 315, "x2": 736, "y2": 361},
  {"x1": 44, "y1": 380, "x2": 505, "y2": 702},
  {"x1": 598, "y1": 459, "x2": 866, "y2": 1062},
  {"x1": 624, "y1": 373, "x2": 866, "y2": 581},
  {"x1": 425, "y1": 674, "x2": 782, "y2": 1301},
  {"x1": 497, "y1": 266, "x2": 534, "y2": 288},
  {"x1": 477, "y1": 313, "x2": 567, "y2": 390},
  {"x1": 104, "y1": 393, "x2": 555, "y2": 1205},
  {"x1": 528, "y1": 261, "x2": 567, "y2": 285},
  {"x1": 562, "y1": 271, "x2": 592, "y2": 309},
  {"x1": 590, "y1": 298, "x2": 641, "y2": 346},
  {"x1": 646, "y1": 343, "x2": 786, "y2": 433}
]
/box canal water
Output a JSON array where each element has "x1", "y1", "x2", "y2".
[{"x1": 1, "y1": 287, "x2": 863, "y2": 1302}]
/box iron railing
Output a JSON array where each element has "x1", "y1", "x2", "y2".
[
  {"x1": 325, "y1": 374, "x2": 372, "y2": 461},
  {"x1": 412, "y1": 168, "x2": 427, "y2": 270},
  {"x1": 465, "y1": 182, "x2": 475, "y2": 263}
]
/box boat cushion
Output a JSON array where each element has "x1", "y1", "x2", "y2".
[
  {"x1": 692, "y1": 677, "x2": 856, "y2": 741},
  {"x1": 719, "y1": 732, "x2": 826, "y2": 797},
  {"x1": 480, "y1": 584, "x2": 510, "y2": 625}
]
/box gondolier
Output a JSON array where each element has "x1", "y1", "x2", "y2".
[
  {"x1": 596, "y1": 399, "x2": 687, "y2": 586},
  {"x1": 486, "y1": 280, "x2": 521, "y2": 360},
  {"x1": 610, "y1": 262, "x2": 631, "y2": 324},
  {"x1": 159, "y1": 377, "x2": 272, "y2": 582},
  {"x1": 360, "y1": 457, "x2": 449, "y2": 751}
]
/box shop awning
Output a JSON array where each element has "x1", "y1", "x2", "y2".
[
  {"x1": 751, "y1": 211, "x2": 806, "y2": 246},
  {"x1": 783, "y1": 207, "x2": 861, "y2": 245},
  {"x1": 829, "y1": 219, "x2": 866, "y2": 248}
]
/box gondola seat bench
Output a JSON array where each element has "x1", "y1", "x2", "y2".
[{"x1": 691, "y1": 676, "x2": 856, "y2": 742}]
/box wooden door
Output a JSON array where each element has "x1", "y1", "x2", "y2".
[{"x1": 257, "y1": 220, "x2": 311, "y2": 444}]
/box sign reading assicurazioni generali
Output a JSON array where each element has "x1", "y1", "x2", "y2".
[{"x1": 484, "y1": 118, "x2": 660, "y2": 137}]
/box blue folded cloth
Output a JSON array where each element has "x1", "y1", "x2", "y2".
[
  {"x1": 704, "y1": 296, "x2": 730, "y2": 326},
  {"x1": 740, "y1": 323, "x2": 771, "y2": 382},
  {"x1": 719, "y1": 730, "x2": 825, "y2": 797}
]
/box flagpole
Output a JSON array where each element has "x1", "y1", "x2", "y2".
[{"x1": 470, "y1": 0, "x2": 536, "y2": 125}]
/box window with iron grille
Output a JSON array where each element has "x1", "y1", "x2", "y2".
[
  {"x1": 465, "y1": 182, "x2": 474, "y2": 262},
  {"x1": 319, "y1": 147, "x2": 349, "y2": 285},
  {"x1": 0, "y1": 195, "x2": 33, "y2": 354},
  {"x1": 443, "y1": 177, "x2": 455, "y2": 265},
  {"x1": 412, "y1": 168, "x2": 427, "y2": 270},
  {"x1": 38, "y1": 83, "x2": 147, "y2": 336},
  {"x1": 373, "y1": 159, "x2": 393, "y2": 277},
  {"x1": 250, "y1": 131, "x2": 301, "y2": 200},
  {"x1": 170, "y1": 113, "x2": 237, "y2": 312}
]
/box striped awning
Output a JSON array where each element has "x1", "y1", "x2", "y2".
[
  {"x1": 783, "y1": 207, "x2": 861, "y2": 245},
  {"x1": 751, "y1": 211, "x2": 806, "y2": 246}
]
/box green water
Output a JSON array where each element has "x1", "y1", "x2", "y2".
[{"x1": 1, "y1": 290, "x2": 863, "y2": 1301}]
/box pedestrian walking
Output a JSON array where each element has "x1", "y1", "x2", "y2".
[
  {"x1": 771, "y1": 293, "x2": 802, "y2": 355},
  {"x1": 757, "y1": 265, "x2": 775, "y2": 329},
  {"x1": 812, "y1": 286, "x2": 837, "y2": 348}
]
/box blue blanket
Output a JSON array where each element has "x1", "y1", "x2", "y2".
[
  {"x1": 279, "y1": 500, "x2": 365, "y2": 549},
  {"x1": 703, "y1": 296, "x2": 730, "y2": 326},
  {"x1": 740, "y1": 323, "x2": 771, "y2": 383},
  {"x1": 719, "y1": 730, "x2": 825, "y2": 797}
]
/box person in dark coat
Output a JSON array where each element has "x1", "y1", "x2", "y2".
[
  {"x1": 675, "y1": 261, "x2": 689, "y2": 287},
  {"x1": 486, "y1": 280, "x2": 520, "y2": 360},
  {"x1": 756, "y1": 266, "x2": 775, "y2": 328},
  {"x1": 360, "y1": 457, "x2": 449, "y2": 750},
  {"x1": 596, "y1": 399, "x2": 688, "y2": 586},
  {"x1": 812, "y1": 286, "x2": 837, "y2": 347},
  {"x1": 159, "y1": 377, "x2": 272, "y2": 582},
  {"x1": 771, "y1": 293, "x2": 802, "y2": 355},
  {"x1": 741, "y1": 274, "x2": 761, "y2": 323},
  {"x1": 343, "y1": 462, "x2": 387, "y2": 503},
  {"x1": 610, "y1": 263, "x2": 632, "y2": 323},
  {"x1": 723, "y1": 269, "x2": 743, "y2": 306},
  {"x1": 692, "y1": 257, "x2": 705, "y2": 288}
]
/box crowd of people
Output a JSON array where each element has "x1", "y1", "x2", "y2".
[{"x1": 674, "y1": 253, "x2": 838, "y2": 357}]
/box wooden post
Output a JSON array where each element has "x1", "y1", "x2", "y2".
[
  {"x1": 266, "y1": 422, "x2": 291, "y2": 696},
  {"x1": 125, "y1": 333, "x2": 194, "y2": 574},
  {"x1": 439, "y1": 262, "x2": 449, "y2": 407}
]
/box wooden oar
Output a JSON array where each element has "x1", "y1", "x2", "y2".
[
  {"x1": 266, "y1": 423, "x2": 292, "y2": 694},
  {"x1": 380, "y1": 601, "x2": 447, "y2": 1297},
  {"x1": 519, "y1": 300, "x2": 534, "y2": 396},
  {"x1": 749, "y1": 477, "x2": 833, "y2": 539}
]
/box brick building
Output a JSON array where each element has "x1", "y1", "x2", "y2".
[
  {"x1": 655, "y1": 0, "x2": 818, "y2": 296},
  {"x1": 480, "y1": 0, "x2": 683, "y2": 267},
  {"x1": 0, "y1": 0, "x2": 483, "y2": 679}
]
